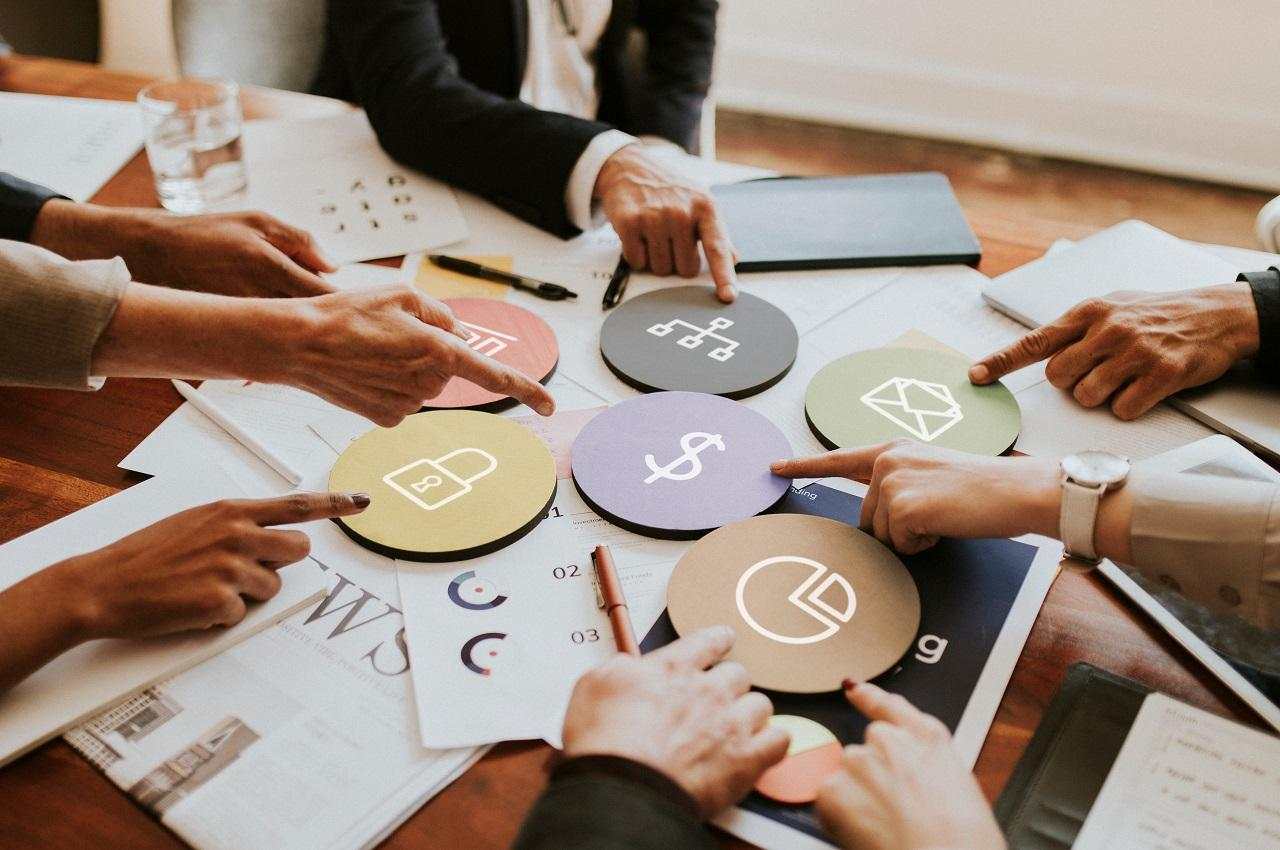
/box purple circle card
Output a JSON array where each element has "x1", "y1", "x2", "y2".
[{"x1": 571, "y1": 391, "x2": 792, "y2": 538}]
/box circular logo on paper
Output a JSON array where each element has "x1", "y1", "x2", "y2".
[
  {"x1": 570, "y1": 392, "x2": 792, "y2": 538},
  {"x1": 460, "y1": 632, "x2": 512, "y2": 676},
  {"x1": 666, "y1": 514, "x2": 920, "y2": 693},
  {"x1": 424, "y1": 298, "x2": 558, "y2": 411},
  {"x1": 447, "y1": 570, "x2": 508, "y2": 611},
  {"x1": 600, "y1": 286, "x2": 798, "y2": 399},
  {"x1": 805, "y1": 348, "x2": 1020, "y2": 455},
  {"x1": 329, "y1": 411, "x2": 556, "y2": 561}
]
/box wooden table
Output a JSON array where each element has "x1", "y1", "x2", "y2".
[{"x1": 0, "y1": 55, "x2": 1265, "y2": 850}]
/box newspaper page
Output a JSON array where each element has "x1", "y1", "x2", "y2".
[{"x1": 65, "y1": 520, "x2": 482, "y2": 850}]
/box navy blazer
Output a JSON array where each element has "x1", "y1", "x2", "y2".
[{"x1": 313, "y1": 0, "x2": 718, "y2": 237}]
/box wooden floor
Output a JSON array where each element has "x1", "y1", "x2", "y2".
[{"x1": 716, "y1": 111, "x2": 1274, "y2": 250}]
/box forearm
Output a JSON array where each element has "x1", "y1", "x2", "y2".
[
  {"x1": 0, "y1": 565, "x2": 89, "y2": 693},
  {"x1": 514, "y1": 756, "x2": 713, "y2": 850},
  {"x1": 91, "y1": 283, "x2": 303, "y2": 382}
]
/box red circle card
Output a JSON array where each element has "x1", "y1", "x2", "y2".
[{"x1": 424, "y1": 298, "x2": 559, "y2": 410}]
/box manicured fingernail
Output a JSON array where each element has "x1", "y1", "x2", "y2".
[
  {"x1": 841, "y1": 678, "x2": 858, "y2": 691},
  {"x1": 968, "y1": 364, "x2": 989, "y2": 383},
  {"x1": 770, "y1": 460, "x2": 787, "y2": 472},
  {"x1": 349, "y1": 492, "x2": 371, "y2": 509},
  {"x1": 538, "y1": 402, "x2": 555, "y2": 416}
]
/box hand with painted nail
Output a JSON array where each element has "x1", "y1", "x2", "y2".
[
  {"x1": 815, "y1": 682, "x2": 1006, "y2": 850},
  {"x1": 561, "y1": 626, "x2": 790, "y2": 817},
  {"x1": 0, "y1": 491, "x2": 370, "y2": 693},
  {"x1": 969, "y1": 284, "x2": 1259, "y2": 420}
]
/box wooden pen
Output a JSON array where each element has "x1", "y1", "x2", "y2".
[{"x1": 591, "y1": 544, "x2": 639, "y2": 655}]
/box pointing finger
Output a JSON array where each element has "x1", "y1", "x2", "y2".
[
  {"x1": 649, "y1": 625, "x2": 735, "y2": 671},
  {"x1": 771, "y1": 445, "x2": 892, "y2": 481},
  {"x1": 447, "y1": 343, "x2": 556, "y2": 416},
  {"x1": 235, "y1": 491, "x2": 371, "y2": 526},
  {"x1": 969, "y1": 310, "x2": 1090, "y2": 384},
  {"x1": 696, "y1": 206, "x2": 738, "y2": 303}
]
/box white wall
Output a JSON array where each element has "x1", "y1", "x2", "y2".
[{"x1": 716, "y1": 1, "x2": 1280, "y2": 190}]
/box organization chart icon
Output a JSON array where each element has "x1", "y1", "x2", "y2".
[
  {"x1": 600, "y1": 286, "x2": 798, "y2": 399},
  {"x1": 383, "y1": 448, "x2": 498, "y2": 511},
  {"x1": 860, "y1": 376, "x2": 963, "y2": 442},
  {"x1": 646, "y1": 316, "x2": 740, "y2": 362},
  {"x1": 735, "y1": 556, "x2": 856, "y2": 646}
]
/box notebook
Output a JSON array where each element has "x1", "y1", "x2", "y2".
[
  {"x1": 711, "y1": 172, "x2": 980, "y2": 272},
  {"x1": 996, "y1": 663, "x2": 1280, "y2": 850},
  {"x1": 982, "y1": 220, "x2": 1280, "y2": 461}
]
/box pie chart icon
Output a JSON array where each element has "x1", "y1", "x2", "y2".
[{"x1": 754, "y1": 715, "x2": 843, "y2": 805}]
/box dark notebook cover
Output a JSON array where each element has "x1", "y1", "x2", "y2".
[
  {"x1": 994, "y1": 663, "x2": 1150, "y2": 850},
  {"x1": 712, "y1": 171, "x2": 981, "y2": 272}
]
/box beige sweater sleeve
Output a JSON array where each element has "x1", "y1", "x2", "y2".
[
  {"x1": 0, "y1": 239, "x2": 130, "y2": 390},
  {"x1": 1129, "y1": 471, "x2": 1280, "y2": 632}
]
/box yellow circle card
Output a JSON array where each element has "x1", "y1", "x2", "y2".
[
  {"x1": 329, "y1": 411, "x2": 556, "y2": 561},
  {"x1": 667, "y1": 514, "x2": 921, "y2": 693}
]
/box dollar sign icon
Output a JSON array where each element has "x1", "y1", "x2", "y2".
[{"x1": 643, "y1": 432, "x2": 726, "y2": 484}]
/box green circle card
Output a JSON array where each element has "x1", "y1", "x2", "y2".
[{"x1": 805, "y1": 348, "x2": 1020, "y2": 455}]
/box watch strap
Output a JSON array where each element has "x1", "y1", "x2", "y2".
[{"x1": 1060, "y1": 479, "x2": 1102, "y2": 562}]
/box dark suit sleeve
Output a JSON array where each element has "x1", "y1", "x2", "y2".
[
  {"x1": 0, "y1": 173, "x2": 65, "y2": 243},
  {"x1": 1240, "y1": 267, "x2": 1280, "y2": 379},
  {"x1": 323, "y1": 0, "x2": 615, "y2": 237},
  {"x1": 512, "y1": 756, "x2": 716, "y2": 850},
  {"x1": 632, "y1": 0, "x2": 718, "y2": 148}
]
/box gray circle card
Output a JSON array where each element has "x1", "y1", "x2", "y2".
[{"x1": 600, "y1": 286, "x2": 799, "y2": 399}]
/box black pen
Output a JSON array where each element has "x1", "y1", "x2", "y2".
[
  {"x1": 602, "y1": 257, "x2": 631, "y2": 309},
  {"x1": 429, "y1": 254, "x2": 578, "y2": 301}
]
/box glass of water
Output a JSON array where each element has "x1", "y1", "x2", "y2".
[{"x1": 138, "y1": 78, "x2": 247, "y2": 213}]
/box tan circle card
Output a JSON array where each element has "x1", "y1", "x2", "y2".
[
  {"x1": 329, "y1": 411, "x2": 556, "y2": 561},
  {"x1": 667, "y1": 514, "x2": 920, "y2": 693}
]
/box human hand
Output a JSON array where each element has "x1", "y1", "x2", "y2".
[
  {"x1": 261, "y1": 285, "x2": 555, "y2": 426},
  {"x1": 595, "y1": 144, "x2": 738, "y2": 302},
  {"x1": 771, "y1": 441, "x2": 1060, "y2": 554},
  {"x1": 815, "y1": 682, "x2": 1006, "y2": 850},
  {"x1": 969, "y1": 284, "x2": 1259, "y2": 420},
  {"x1": 46, "y1": 492, "x2": 368, "y2": 641},
  {"x1": 561, "y1": 626, "x2": 790, "y2": 817},
  {"x1": 32, "y1": 200, "x2": 337, "y2": 298}
]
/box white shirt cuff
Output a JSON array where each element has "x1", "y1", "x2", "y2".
[{"x1": 565, "y1": 129, "x2": 636, "y2": 232}]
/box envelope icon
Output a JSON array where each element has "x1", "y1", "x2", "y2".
[{"x1": 860, "y1": 376, "x2": 963, "y2": 442}]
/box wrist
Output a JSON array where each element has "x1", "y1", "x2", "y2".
[
  {"x1": 1017, "y1": 458, "x2": 1063, "y2": 540},
  {"x1": 38, "y1": 557, "x2": 105, "y2": 644},
  {"x1": 591, "y1": 143, "x2": 644, "y2": 202},
  {"x1": 29, "y1": 200, "x2": 147, "y2": 262},
  {"x1": 220, "y1": 297, "x2": 316, "y2": 385},
  {"x1": 1218, "y1": 282, "x2": 1261, "y2": 361}
]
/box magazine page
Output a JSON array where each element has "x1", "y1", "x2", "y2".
[{"x1": 66, "y1": 520, "x2": 480, "y2": 850}]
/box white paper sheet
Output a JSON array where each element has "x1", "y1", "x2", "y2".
[
  {"x1": 0, "y1": 467, "x2": 323, "y2": 767},
  {"x1": 1074, "y1": 692, "x2": 1280, "y2": 850},
  {"x1": 0, "y1": 91, "x2": 143, "y2": 201},
  {"x1": 229, "y1": 112, "x2": 468, "y2": 264},
  {"x1": 396, "y1": 482, "x2": 684, "y2": 749}
]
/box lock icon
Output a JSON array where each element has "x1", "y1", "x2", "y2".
[{"x1": 382, "y1": 448, "x2": 499, "y2": 511}]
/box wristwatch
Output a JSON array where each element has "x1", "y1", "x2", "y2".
[{"x1": 1059, "y1": 451, "x2": 1131, "y2": 564}]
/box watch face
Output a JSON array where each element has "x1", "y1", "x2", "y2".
[{"x1": 1062, "y1": 451, "x2": 1130, "y2": 488}]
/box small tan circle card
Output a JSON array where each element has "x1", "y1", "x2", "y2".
[
  {"x1": 667, "y1": 514, "x2": 920, "y2": 693},
  {"x1": 329, "y1": 411, "x2": 556, "y2": 561}
]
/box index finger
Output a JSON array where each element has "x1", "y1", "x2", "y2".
[
  {"x1": 695, "y1": 204, "x2": 738, "y2": 303},
  {"x1": 647, "y1": 625, "x2": 735, "y2": 671},
  {"x1": 969, "y1": 310, "x2": 1090, "y2": 384},
  {"x1": 770, "y1": 444, "x2": 893, "y2": 482},
  {"x1": 448, "y1": 342, "x2": 556, "y2": 417},
  {"x1": 846, "y1": 683, "x2": 932, "y2": 735},
  {"x1": 235, "y1": 491, "x2": 371, "y2": 526}
]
